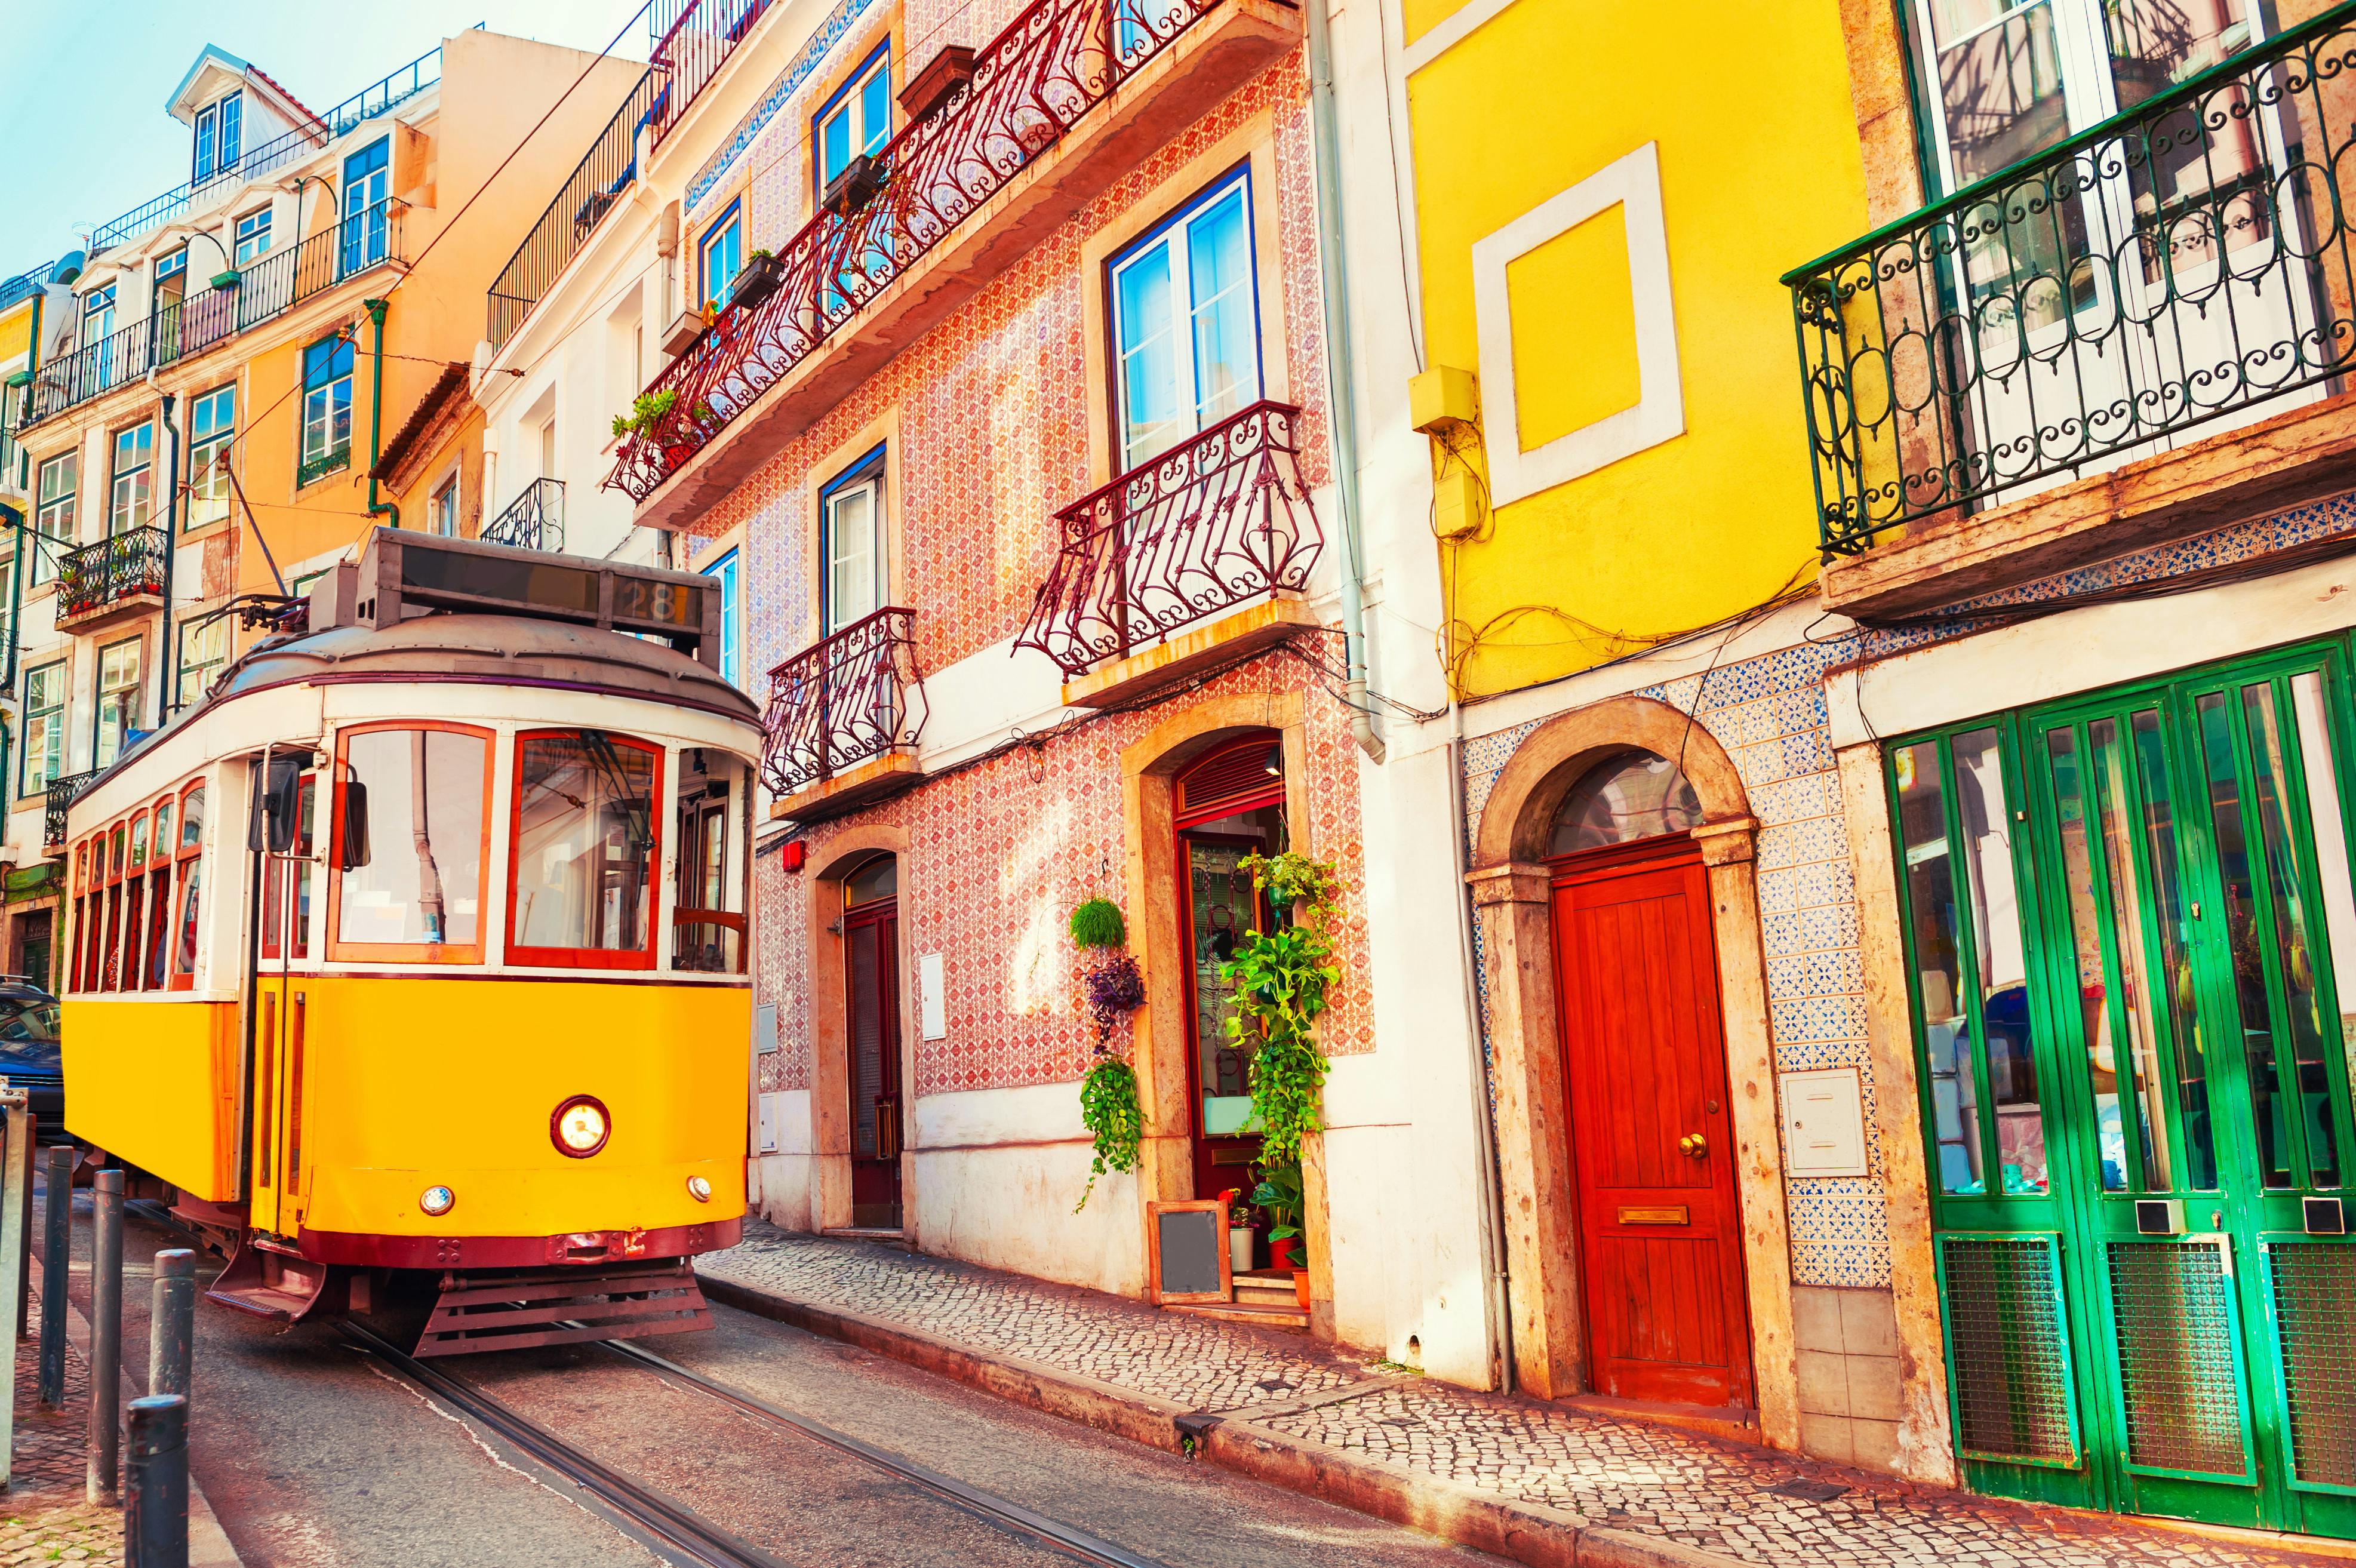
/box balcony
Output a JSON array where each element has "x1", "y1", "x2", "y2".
[
  {"x1": 44, "y1": 770, "x2": 100, "y2": 853},
  {"x1": 1016, "y1": 401, "x2": 1321, "y2": 706},
  {"x1": 488, "y1": 70, "x2": 660, "y2": 348},
  {"x1": 607, "y1": 0, "x2": 1302, "y2": 530},
  {"x1": 760, "y1": 608, "x2": 928, "y2": 822},
  {"x1": 648, "y1": 0, "x2": 781, "y2": 147},
  {"x1": 24, "y1": 202, "x2": 407, "y2": 429},
  {"x1": 56, "y1": 527, "x2": 168, "y2": 632},
  {"x1": 482, "y1": 478, "x2": 567, "y2": 552},
  {"x1": 1788, "y1": 8, "x2": 2356, "y2": 619}
]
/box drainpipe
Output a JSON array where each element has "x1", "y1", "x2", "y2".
[
  {"x1": 1306, "y1": 0, "x2": 1383, "y2": 764},
  {"x1": 156, "y1": 392, "x2": 179, "y2": 730},
  {"x1": 8, "y1": 286, "x2": 42, "y2": 694},
  {"x1": 364, "y1": 298, "x2": 398, "y2": 531}
]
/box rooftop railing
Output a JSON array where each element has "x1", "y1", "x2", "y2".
[
  {"x1": 24, "y1": 202, "x2": 405, "y2": 428},
  {"x1": 607, "y1": 0, "x2": 1229, "y2": 503},
  {"x1": 648, "y1": 0, "x2": 782, "y2": 146},
  {"x1": 1787, "y1": 6, "x2": 2356, "y2": 556},
  {"x1": 488, "y1": 70, "x2": 662, "y2": 349},
  {"x1": 481, "y1": 478, "x2": 566, "y2": 552},
  {"x1": 90, "y1": 43, "x2": 446, "y2": 256},
  {"x1": 759, "y1": 607, "x2": 927, "y2": 797},
  {"x1": 1015, "y1": 400, "x2": 1320, "y2": 675}
]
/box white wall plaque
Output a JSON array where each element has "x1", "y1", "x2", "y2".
[
  {"x1": 918, "y1": 952, "x2": 946, "y2": 1041},
  {"x1": 753, "y1": 1002, "x2": 779, "y2": 1055}
]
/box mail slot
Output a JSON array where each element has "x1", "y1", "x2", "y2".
[{"x1": 1616, "y1": 1204, "x2": 1690, "y2": 1226}]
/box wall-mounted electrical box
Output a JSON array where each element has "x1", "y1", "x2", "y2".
[
  {"x1": 1409, "y1": 365, "x2": 1479, "y2": 434},
  {"x1": 1779, "y1": 1066, "x2": 1868, "y2": 1178}
]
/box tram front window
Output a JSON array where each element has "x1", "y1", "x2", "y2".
[
  {"x1": 510, "y1": 731, "x2": 659, "y2": 964},
  {"x1": 334, "y1": 727, "x2": 487, "y2": 954}
]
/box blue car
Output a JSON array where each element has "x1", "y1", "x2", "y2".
[{"x1": 0, "y1": 985, "x2": 64, "y2": 1132}]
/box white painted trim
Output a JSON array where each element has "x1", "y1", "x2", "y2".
[
  {"x1": 1401, "y1": 0, "x2": 1518, "y2": 74},
  {"x1": 1471, "y1": 142, "x2": 1682, "y2": 508}
]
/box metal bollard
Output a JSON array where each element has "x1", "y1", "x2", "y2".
[
  {"x1": 39, "y1": 1144, "x2": 70, "y2": 1407},
  {"x1": 88, "y1": 1167, "x2": 124, "y2": 1505},
  {"x1": 149, "y1": 1250, "x2": 196, "y2": 1400},
  {"x1": 125, "y1": 1394, "x2": 189, "y2": 1568},
  {"x1": 16, "y1": 1114, "x2": 31, "y2": 1341}
]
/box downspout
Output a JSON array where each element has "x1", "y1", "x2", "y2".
[
  {"x1": 157, "y1": 392, "x2": 179, "y2": 729},
  {"x1": 364, "y1": 298, "x2": 398, "y2": 530},
  {"x1": 1305, "y1": 0, "x2": 1383, "y2": 763},
  {"x1": 8, "y1": 286, "x2": 41, "y2": 694}
]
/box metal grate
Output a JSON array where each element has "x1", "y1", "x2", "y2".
[
  {"x1": 2106, "y1": 1239, "x2": 2247, "y2": 1477},
  {"x1": 1940, "y1": 1235, "x2": 2078, "y2": 1464},
  {"x1": 2267, "y1": 1242, "x2": 2356, "y2": 1489}
]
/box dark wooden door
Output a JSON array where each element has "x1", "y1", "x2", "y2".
[
  {"x1": 1552, "y1": 841, "x2": 1754, "y2": 1410},
  {"x1": 844, "y1": 900, "x2": 902, "y2": 1229}
]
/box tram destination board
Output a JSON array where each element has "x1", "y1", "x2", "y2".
[{"x1": 350, "y1": 528, "x2": 721, "y2": 669}]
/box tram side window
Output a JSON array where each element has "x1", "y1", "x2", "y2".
[
  {"x1": 509, "y1": 731, "x2": 660, "y2": 967},
  {"x1": 334, "y1": 727, "x2": 488, "y2": 958},
  {"x1": 673, "y1": 749, "x2": 749, "y2": 974},
  {"x1": 174, "y1": 782, "x2": 205, "y2": 984},
  {"x1": 146, "y1": 800, "x2": 173, "y2": 989}
]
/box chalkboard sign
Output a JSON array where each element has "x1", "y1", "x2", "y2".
[{"x1": 1146, "y1": 1200, "x2": 1231, "y2": 1304}]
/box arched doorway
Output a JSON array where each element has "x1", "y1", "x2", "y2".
[
  {"x1": 1174, "y1": 734, "x2": 1287, "y2": 1217},
  {"x1": 1547, "y1": 749, "x2": 1754, "y2": 1413},
  {"x1": 841, "y1": 851, "x2": 902, "y2": 1230}
]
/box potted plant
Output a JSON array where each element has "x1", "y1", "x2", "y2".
[
  {"x1": 1253, "y1": 1160, "x2": 1303, "y2": 1277},
  {"x1": 1220, "y1": 1188, "x2": 1252, "y2": 1274},
  {"x1": 821, "y1": 152, "x2": 888, "y2": 217},
  {"x1": 730, "y1": 247, "x2": 783, "y2": 312},
  {"x1": 1072, "y1": 898, "x2": 1146, "y2": 1211}
]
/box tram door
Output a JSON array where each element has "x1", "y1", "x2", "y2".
[{"x1": 250, "y1": 771, "x2": 316, "y2": 1238}]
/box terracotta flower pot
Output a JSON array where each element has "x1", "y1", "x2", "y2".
[
  {"x1": 1291, "y1": 1268, "x2": 1310, "y2": 1309},
  {"x1": 1269, "y1": 1235, "x2": 1299, "y2": 1271}
]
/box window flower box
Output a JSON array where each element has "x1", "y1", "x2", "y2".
[
  {"x1": 728, "y1": 252, "x2": 782, "y2": 313},
  {"x1": 820, "y1": 153, "x2": 887, "y2": 218}
]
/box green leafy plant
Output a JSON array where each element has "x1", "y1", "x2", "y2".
[
  {"x1": 614, "y1": 388, "x2": 679, "y2": 440},
  {"x1": 1219, "y1": 851, "x2": 1342, "y2": 1169},
  {"x1": 749, "y1": 247, "x2": 774, "y2": 262},
  {"x1": 1069, "y1": 897, "x2": 1125, "y2": 949},
  {"x1": 1075, "y1": 1057, "x2": 1142, "y2": 1212},
  {"x1": 1252, "y1": 1160, "x2": 1303, "y2": 1243}
]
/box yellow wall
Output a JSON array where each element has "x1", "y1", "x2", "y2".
[
  {"x1": 1408, "y1": 0, "x2": 1870, "y2": 697},
  {"x1": 0, "y1": 297, "x2": 32, "y2": 373}
]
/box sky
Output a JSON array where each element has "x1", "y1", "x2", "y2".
[{"x1": 0, "y1": 1, "x2": 653, "y2": 279}]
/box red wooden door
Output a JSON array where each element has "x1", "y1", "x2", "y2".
[
  {"x1": 845, "y1": 900, "x2": 902, "y2": 1229},
  {"x1": 1552, "y1": 842, "x2": 1754, "y2": 1411}
]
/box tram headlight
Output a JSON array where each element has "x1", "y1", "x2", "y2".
[
  {"x1": 552, "y1": 1094, "x2": 611, "y2": 1158},
  {"x1": 687, "y1": 1175, "x2": 712, "y2": 1203},
  {"x1": 419, "y1": 1186, "x2": 456, "y2": 1217}
]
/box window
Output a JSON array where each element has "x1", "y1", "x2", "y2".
[
  {"x1": 300, "y1": 335, "x2": 354, "y2": 482},
  {"x1": 194, "y1": 91, "x2": 242, "y2": 183},
  {"x1": 430, "y1": 474, "x2": 459, "y2": 537},
  {"x1": 673, "y1": 748, "x2": 749, "y2": 973},
  {"x1": 173, "y1": 780, "x2": 205, "y2": 985},
  {"x1": 153, "y1": 249, "x2": 187, "y2": 351},
  {"x1": 186, "y1": 385, "x2": 234, "y2": 530},
  {"x1": 33, "y1": 454, "x2": 74, "y2": 586},
  {"x1": 820, "y1": 448, "x2": 885, "y2": 634},
  {"x1": 705, "y1": 549, "x2": 743, "y2": 686},
  {"x1": 508, "y1": 731, "x2": 662, "y2": 969},
  {"x1": 1109, "y1": 168, "x2": 1262, "y2": 471},
  {"x1": 233, "y1": 208, "x2": 272, "y2": 267},
  {"x1": 331, "y1": 725, "x2": 490, "y2": 960},
  {"x1": 94, "y1": 637, "x2": 142, "y2": 771},
  {"x1": 341, "y1": 139, "x2": 392, "y2": 274},
  {"x1": 262, "y1": 773, "x2": 316, "y2": 963},
  {"x1": 1548, "y1": 752, "x2": 1704, "y2": 854},
  {"x1": 20, "y1": 660, "x2": 64, "y2": 795},
  {"x1": 817, "y1": 45, "x2": 891, "y2": 193},
  {"x1": 700, "y1": 202, "x2": 742, "y2": 310},
  {"x1": 177, "y1": 616, "x2": 229, "y2": 709},
  {"x1": 109, "y1": 423, "x2": 154, "y2": 534},
  {"x1": 84, "y1": 286, "x2": 118, "y2": 391},
  {"x1": 144, "y1": 796, "x2": 175, "y2": 988}
]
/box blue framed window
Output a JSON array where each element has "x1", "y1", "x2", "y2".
[
  {"x1": 194, "y1": 91, "x2": 241, "y2": 183},
  {"x1": 341, "y1": 138, "x2": 391, "y2": 274},
  {"x1": 816, "y1": 44, "x2": 891, "y2": 193},
  {"x1": 300, "y1": 335, "x2": 355, "y2": 479},
  {"x1": 705, "y1": 549, "x2": 743, "y2": 687},
  {"x1": 701, "y1": 201, "x2": 742, "y2": 310},
  {"x1": 233, "y1": 208, "x2": 272, "y2": 266},
  {"x1": 1108, "y1": 166, "x2": 1262, "y2": 471},
  {"x1": 820, "y1": 447, "x2": 885, "y2": 635}
]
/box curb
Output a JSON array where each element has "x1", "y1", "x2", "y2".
[{"x1": 698, "y1": 1271, "x2": 1746, "y2": 1568}]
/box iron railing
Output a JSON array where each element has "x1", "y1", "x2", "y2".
[
  {"x1": 1015, "y1": 401, "x2": 1320, "y2": 675},
  {"x1": 759, "y1": 607, "x2": 928, "y2": 796},
  {"x1": 44, "y1": 770, "x2": 99, "y2": 851},
  {"x1": 1788, "y1": 7, "x2": 2356, "y2": 555},
  {"x1": 648, "y1": 0, "x2": 782, "y2": 146},
  {"x1": 25, "y1": 202, "x2": 405, "y2": 428},
  {"x1": 608, "y1": 0, "x2": 1229, "y2": 502},
  {"x1": 488, "y1": 70, "x2": 662, "y2": 348},
  {"x1": 90, "y1": 43, "x2": 447, "y2": 255},
  {"x1": 482, "y1": 478, "x2": 566, "y2": 552},
  {"x1": 57, "y1": 527, "x2": 168, "y2": 622},
  {"x1": 296, "y1": 443, "x2": 352, "y2": 489}
]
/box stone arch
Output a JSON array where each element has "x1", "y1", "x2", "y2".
[
  {"x1": 1465, "y1": 694, "x2": 1800, "y2": 1451},
  {"x1": 805, "y1": 823, "x2": 914, "y2": 1236}
]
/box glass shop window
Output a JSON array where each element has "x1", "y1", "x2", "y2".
[
  {"x1": 333, "y1": 727, "x2": 489, "y2": 960},
  {"x1": 509, "y1": 730, "x2": 660, "y2": 968}
]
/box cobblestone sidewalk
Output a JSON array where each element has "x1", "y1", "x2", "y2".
[
  {"x1": 702, "y1": 1220, "x2": 2333, "y2": 1568},
  {"x1": 1, "y1": 1280, "x2": 123, "y2": 1567}
]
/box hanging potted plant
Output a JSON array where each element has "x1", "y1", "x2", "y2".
[
  {"x1": 1072, "y1": 899, "x2": 1146, "y2": 1211},
  {"x1": 730, "y1": 247, "x2": 783, "y2": 312}
]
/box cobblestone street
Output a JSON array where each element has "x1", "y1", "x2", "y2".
[
  {"x1": 700, "y1": 1222, "x2": 2338, "y2": 1568},
  {"x1": 2, "y1": 1281, "x2": 121, "y2": 1568}
]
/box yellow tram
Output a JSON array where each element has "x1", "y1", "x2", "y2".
[{"x1": 58, "y1": 530, "x2": 761, "y2": 1354}]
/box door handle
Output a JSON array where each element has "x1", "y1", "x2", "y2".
[{"x1": 1678, "y1": 1133, "x2": 1708, "y2": 1158}]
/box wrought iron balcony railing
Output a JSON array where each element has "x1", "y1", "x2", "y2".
[
  {"x1": 1015, "y1": 401, "x2": 1320, "y2": 675},
  {"x1": 481, "y1": 478, "x2": 566, "y2": 552},
  {"x1": 90, "y1": 42, "x2": 448, "y2": 255},
  {"x1": 759, "y1": 607, "x2": 928, "y2": 797},
  {"x1": 25, "y1": 202, "x2": 407, "y2": 429},
  {"x1": 57, "y1": 527, "x2": 168, "y2": 622},
  {"x1": 296, "y1": 442, "x2": 353, "y2": 489},
  {"x1": 1788, "y1": 7, "x2": 2356, "y2": 557},
  {"x1": 44, "y1": 770, "x2": 100, "y2": 851},
  {"x1": 488, "y1": 70, "x2": 662, "y2": 348},
  {"x1": 648, "y1": 0, "x2": 781, "y2": 147},
  {"x1": 607, "y1": 0, "x2": 1229, "y2": 503}
]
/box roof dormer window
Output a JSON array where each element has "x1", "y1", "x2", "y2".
[{"x1": 194, "y1": 91, "x2": 242, "y2": 184}]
